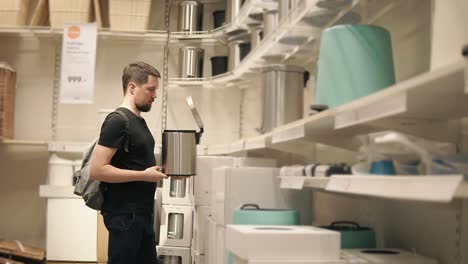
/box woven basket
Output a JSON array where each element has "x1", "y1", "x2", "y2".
[
  {"x1": 0, "y1": 0, "x2": 28, "y2": 26},
  {"x1": 49, "y1": 0, "x2": 92, "y2": 28},
  {"x1": 109, "y1": 0, "x2": 151, "y2": 31}
]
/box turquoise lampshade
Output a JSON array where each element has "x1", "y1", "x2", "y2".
[{"x1": 316, "y1": 24, "x2": 395, "y2": 108}]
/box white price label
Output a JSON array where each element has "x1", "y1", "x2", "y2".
[{"x1": 59, "y1": 23, "x2": 97, "y2": 104}]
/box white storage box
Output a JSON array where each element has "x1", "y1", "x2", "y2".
[
  {"x1": 109, "y1": 0, "x2": 151, "y2": 31},
  {"x1": 211, "y1": 167, "x2": 313, "y2": 226},
  {"x1": 217, "y1": 225, "x2": 227, "y2": 264},
  {"x1": 157, "y1": 245, "x2": 191, "y2": 264},
  {"x1": 195, "y1": 156, "x2": 234, "y2": 206},
  {"x1": 162, "y1": 176, "x2": 194, "y2": 205},
  {"x1": 49, "y1": 0, "x2": 92, "y2": 28},
  {"x1": 206, "y1": 217, "x2": 217, "y2": 264},
  {"x1": 48, "y1": 154, "x2": 74, "y2": 186},
  {"x1": 341, "y1": 249, "x2": 438, "y2": 264},
  {"x1": 159, "y1": 205, "x2": 193, "y2": 247},
  {"x1": 192, "y1": 205, "x2": 210, "y2": 254},
  {"x1": 226, "y1": 225, "x2": 340, "y2": 261},
  {"x1": 0, "y1": 0, "x2": 28, "y2": 26},
  {"x1": 47, "y1": 198, "x2": 97, "y2": 261}
]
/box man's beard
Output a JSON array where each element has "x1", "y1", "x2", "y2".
[{"x1": 136, "y1": 102, "x2": 152, "y2": 112}]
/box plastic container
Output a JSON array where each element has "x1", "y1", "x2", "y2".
[
  {"x1": 316, "y1": 25, "x2": 395, "y2": 108},
  {"x1": 49, "y1": 0, "x2": 92, "y2": 28},
  {"x1": 213, "y1": 10, "x2": 225, "y2": 29},
  {"x1": 109, "y1": 0, "x2": 151, "y2": 31},
  {"x1": 210, "y1": 56, "x2": 228, "y2": 76},
  {"x1": 48, "y1": 154, "x2": 74, "y2": 186},
  {"x1": 0, "y1": 0, "x2": 28, "y2": 26}
]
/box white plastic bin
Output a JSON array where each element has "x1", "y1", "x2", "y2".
[{"x1": 48, "y1": 154, "x2": 74, "y2": 186}]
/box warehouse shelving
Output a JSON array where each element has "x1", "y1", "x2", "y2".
[
  {"x1": 204, "y1": 60, "x2": 467, "y2": 155},
  {"x1": 278, "y1": 175, "x2": 468, "y2": 202},
  {"x1": 0, "y1": 26, "x2": 168, "y2": 41}
]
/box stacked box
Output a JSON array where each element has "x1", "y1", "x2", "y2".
[
  {"x1": 0, "y1": 63, "x2": 16, "y2": 139},
  {"x1": 0, "y1": 0, "x2": 28, "y2": 26}
]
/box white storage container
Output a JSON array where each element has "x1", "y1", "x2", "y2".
[
  {"x1": 109, "y1": 0, "x2": 151, "y2": 31},
  {"x1": 0, "y1": 0, "x2": 28, "y2": 26},
  {"x1": 192, "y1": 205, "x2": 210, "y2": 254},
  {"x1": 211, "y1": 167, "x2": 313, "y2": 226},
  {"x1": 195, "y1": 156, "x2": 234, "y2": 206},
  {"x1": 226, "y1": 225, "x2": 340, "y2": 262},
  {"x1": 48, "y1": 154, "x2": 74, "y2": 186},
  {"x1": 49, "y1": 0, "x2": 92, "y2": 28},
  {"x1": 46, "y1": 198, "x2": 97, "y2": 261}
]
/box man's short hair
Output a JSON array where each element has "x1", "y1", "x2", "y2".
[{"x1": 122, "y1": 62, "x2": 161, "y2": 94}]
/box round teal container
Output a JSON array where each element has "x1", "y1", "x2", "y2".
[
  {"x1": 316, "y1": 24, "x2": 395, "y2": 108},
  {"x1": 321, "y1": 221, "x2": 376, "y2": 249},
  {"x1": 228, "y1": 204, "x2": 300, "y2": 264}
]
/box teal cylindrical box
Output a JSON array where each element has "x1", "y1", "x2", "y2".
[{"x1": 315, "y1": 24, "x2": 395, "y2": 108}]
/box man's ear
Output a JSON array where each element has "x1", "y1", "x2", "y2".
[{"x1": 128, "y1": 82, "x2": 136, "y2": 94}]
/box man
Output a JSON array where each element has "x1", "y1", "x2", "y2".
[{"x1": 90, "y1": 61, "x2": 167, "y2": 264}]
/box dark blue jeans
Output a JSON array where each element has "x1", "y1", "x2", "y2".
[{"x1": 103, "y1": 212, "x2": 157, "y2": 264}]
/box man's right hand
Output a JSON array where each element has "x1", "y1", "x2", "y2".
[{"x1": 143, "y1": 166, "x2": 168, "y2": 182}]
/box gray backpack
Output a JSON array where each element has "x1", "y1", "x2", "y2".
[{"x1": 73, "y1": 109, "x2": 130, "y2": 210}]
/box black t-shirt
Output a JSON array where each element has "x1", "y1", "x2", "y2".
[{"x1": 98, "y1": 107, "x2": 156, "y2": 213}]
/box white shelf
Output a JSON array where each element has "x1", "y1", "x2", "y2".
[
  {"x1": 326, "y1": 175, "x2": 464, "y2": 203},
  {"x1": 39, "y1": 185, "x2": 77, "y2": 198},
  {"x1": 204, "y1": 61, "x2": 468, "y2": 154},
  {"x1": 168, "y1": 72, "x2": 251, "y2": 88},
  {"x1": 279, "y1": 175, "x2": 468, "y2": 202},
  {"x1": 244, "y1": 133, "x2": 272, "y2": 151},
  {"x1": 169, "y1": 31, "x2": 219, "y2": 44},
  {"x1": 279, "y1": 176, "x2": 330, "y2": 190},
  {"x1": 0, "y1": 26, "x2": 168, "y2": 42},
  {"x1": 48, "y1": 141, "x2": 90, "y2": 153}
]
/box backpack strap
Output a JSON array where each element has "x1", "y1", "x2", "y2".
[{"x1": 114, "y1": 109, "x2": 130, "y2": 153}]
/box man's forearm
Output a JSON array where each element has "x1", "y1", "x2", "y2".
[{"x1": 91, "y1": 164, "x2": 147, "y2": 183}]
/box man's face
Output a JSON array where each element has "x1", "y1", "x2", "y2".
[{"x1": 134, "y1": 75, "x2": 159, "y2": 112}]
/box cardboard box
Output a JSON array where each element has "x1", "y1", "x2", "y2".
[
  {"x1": 97, "y1": 213, "x2": 109, "y2": 263},
  {"x1": 159, "y1": 205, "x2": 194, "y2": 247},
  {"x1": 0, "y1": 63, "x2": 16, "y2": 139}
]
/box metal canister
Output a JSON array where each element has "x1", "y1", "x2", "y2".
[
  {"x1": 263, "y1": 9, "x2": 278, "y2": 37},
  {"x1": 258, "y1": 64, "x2": 305, "y2": 133},
  {"x1": 179, "y1": 46, "x2": 204, "y2": 78},
  {"x1": 160, "y1": 256, "x2": 182, "y2": 264},
  {"x1": 162, "y1": 96, "x2": 204, "y2": 176},
  {"x1": 170, "y1": 178, "x2": 187, "y2": 198},
  {"x1": 178, "y1": 1, "x2": 203, "y2": 32},
  {"x1": 248, "y1": 23, "x2": 263, "y2": 50},
  {"x1": 167, "y1": 213, "x2": 184, "y2": 239},
  {"x1": 225, "y1": 0, "x2": 241, "y2": 24}
]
